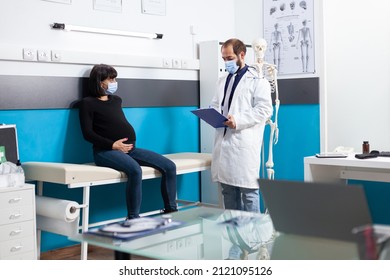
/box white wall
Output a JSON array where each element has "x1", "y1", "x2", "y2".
[
  {"x1": 234, "y1": 0, "x2": 263, "y2": 45},
  {"x1": 323, "y1": 0, "x2": 390, "y2": 152},
  {"x1": 0, "y1": 0, "x2": 236, "y2": 79}
]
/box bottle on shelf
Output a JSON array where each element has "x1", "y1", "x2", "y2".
[
  {"x1": 15, "y1": 159, "x2": 25, "y2": 187},
  {"x1": 362, "y1": 141, "x2": 370, "y2": 154}
]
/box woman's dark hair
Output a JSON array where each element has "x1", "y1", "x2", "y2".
[{"x1": 88, "y1": 64, "x2": 117, "y2": 97}]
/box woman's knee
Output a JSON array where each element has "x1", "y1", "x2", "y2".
[
  {"x1": 125, "y1": 165, "x2": 142, "y2": 178},
  {"x1": 167, "y1": 159, "x2": 176, "y2": 172},
  {"x1": 161, "y1": 159, "x2": 176, "y2": 176}
]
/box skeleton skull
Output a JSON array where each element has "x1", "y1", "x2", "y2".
[{"x1": 252, "y1": 38, "x2": 268, "y2": 63}]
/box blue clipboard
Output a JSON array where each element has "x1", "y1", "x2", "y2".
[
  {"x1": 191, "y1": 108, "x2": 227, "y2": 128},
  {"x1": 86, "y1": 217, "x2": 184, "y2": 240}
]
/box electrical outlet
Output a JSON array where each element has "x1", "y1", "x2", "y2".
[
  {"x1": 167, "y1": 241, "x2": 175, "y2": 252},
  {"x1": 185, "y1": 237, "x2": 192, "y2": 247},
  {"x1": 163, "y1": 58, "x2": 172, "y2": 68},
  {"x1": 51, "y1": 50, "x2": 62, "y2": 62},
  {"x1": 23, "y1": 48, "x2": 36, "y2": 61},
  {"x1": 172, "y1": 59, "x2": 181, "y2": 68},
  {"x1": 181, "y1": 60, "x2": 189, "y2": 69},
  {"x1": 176, "y1": 238, "x2": 184, "y2": 250},
  {"x1": 37, "y1": 49, "x2": 51, "y2": 61}
]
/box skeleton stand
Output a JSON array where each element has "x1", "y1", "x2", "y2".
[{"x1": 252, "y1": 39, "x2": 280, "y2": 246}]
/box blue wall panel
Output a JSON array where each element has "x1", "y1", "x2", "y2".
[
  {"x1": 261, "y1": 104, "x2": 320, "y2": 181},
  {"x1": 259, "y1": 104, "x2": 320, "y2": 212}
]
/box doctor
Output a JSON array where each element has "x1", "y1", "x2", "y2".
[{"x1": 210, "y1": 38, "x2": 273, "y2": 212}]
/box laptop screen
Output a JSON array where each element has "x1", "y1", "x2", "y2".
[
  {"x1": 259, "y1": 179, "x2": 372, "y2": 242},
  {"x1": 0, "y1": 125, "x2": 19, "y2": 164}
]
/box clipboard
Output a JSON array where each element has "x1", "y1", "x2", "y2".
[
  {"x1": 191, "y1": 108, "x2": 228, "y2": 128},
  {"x1": 86, "y1": 217, "x2": 184, "y2": 240}
]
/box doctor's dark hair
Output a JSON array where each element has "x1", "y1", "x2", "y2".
[
  {"x1": 221, "y1": 38, "x2": 247, "y2": 56},
  {"x1": 88, "y1": 64, "x2": 118, "y2": 97}
]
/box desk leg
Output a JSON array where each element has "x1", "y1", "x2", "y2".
[
  {"x1": 80, "y1": 186, "x2": 90, "y2": 260},
  {"x1": 115, "y1": 251, "x2": 131, "y2": 260},
  {"x1": 36, "y1": 181, "x2": 43, "y2": 259}
]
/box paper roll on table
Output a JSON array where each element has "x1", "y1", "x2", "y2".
[
  {"x1": 36, "y1": 196, "x2": 80, "y2": 222},
  {"x1": 35, "y1": 196, "x2": 80, "y2": 236}
]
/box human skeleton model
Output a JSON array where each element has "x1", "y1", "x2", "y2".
[
  {"x1": 251, "y1": 38, "x2": 280, "y2": 180},
  {"x1": 296, "y1": 19, "x2": 312, "y2": 72}
]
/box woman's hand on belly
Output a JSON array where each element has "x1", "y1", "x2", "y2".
[{"x1": 112, "y1": 138, "x2": 134, "y2": 153}]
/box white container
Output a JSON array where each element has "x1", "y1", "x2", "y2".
[
  {"x1": 0, "y1": 173, "x2": 25, "y2": 188},
  {"x1": 0, "y1": 174, "x2": 9, "y2": 188}
]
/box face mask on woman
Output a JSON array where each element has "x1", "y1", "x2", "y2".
[{"x1": 104, "y1": 82, "x2": 118, "y2": 95}]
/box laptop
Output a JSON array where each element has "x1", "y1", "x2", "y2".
[
  {"x1": 0, "y1": 124, "x2": 19, "y2": 164},
  {"x1": 259, "y1": 179, "x2": 373, "y2": 242}
]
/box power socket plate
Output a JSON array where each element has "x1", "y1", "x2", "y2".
[
  {"x1": 23, "y1": 48, "x2": 36, "y2": 61},
  {"x1": 37, "y1": 49, "x2": 51, "y2": 61}
]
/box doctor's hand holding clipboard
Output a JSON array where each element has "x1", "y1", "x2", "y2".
[{"x1": 191, "y1": 108, "x2": 228, "y2": 128}]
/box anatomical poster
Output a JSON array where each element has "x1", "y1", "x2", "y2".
[{"x1": 263, "y1": 0, "x2": 315, "y2": 75}]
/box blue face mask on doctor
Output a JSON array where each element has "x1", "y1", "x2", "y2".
[
  {"x1": 225, "y1": 59, "x2": 239, "y2": 74},
  {"x1": 104, "y1": 81, "x2": 118, "y2": 95}
]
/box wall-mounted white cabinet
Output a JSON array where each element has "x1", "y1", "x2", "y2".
[{"x1": 199, "y1": 41, "x2": 225, "y2": 206}]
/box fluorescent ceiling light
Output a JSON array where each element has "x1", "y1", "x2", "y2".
[{"x1": 51, "y1": 23, "x2": 163, "y2": 39}]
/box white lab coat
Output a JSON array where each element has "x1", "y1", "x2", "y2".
[{"x1": 210, "y1": 67, "x2": 273, "y2": 189}]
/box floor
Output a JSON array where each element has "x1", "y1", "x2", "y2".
[{"x1": 40, "y1": 244, "x2": 149, "y2": 260}]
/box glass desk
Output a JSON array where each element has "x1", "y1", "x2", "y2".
[{"x1": 70, "y1": 206, "x2": 275, "y2": 260}]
